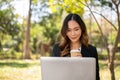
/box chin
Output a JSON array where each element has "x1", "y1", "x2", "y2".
[{"x1": 70, "y1": 38, "x2": 80, "y2": 42}]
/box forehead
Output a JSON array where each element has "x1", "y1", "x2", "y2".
[{"x1": 68, "y1": 20, "x2": 80, "y2": 28}]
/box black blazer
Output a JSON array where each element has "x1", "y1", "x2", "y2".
[{"x1": 51, "y1": 43, "x2": 100, "y2": 80}]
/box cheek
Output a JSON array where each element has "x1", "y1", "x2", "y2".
[
  {"x1": 66, "y1": 32, "x2": 70, "y2": 37},
  {"x1": 77, "y1": 30, "x2": 82, "y2": 35},
  {"x1": 79, "y1": 31, "x2": 82, "y2": 35}
]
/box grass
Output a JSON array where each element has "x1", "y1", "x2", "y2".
[
  {"x1": 0, "y1": 59, "x2": 120, "y2": 80},
  {"x1": 0, "y1": 60, "x2": 41, "y2": 80},
  {"x1": 99, "y1": 60, "x2": 120, "y2": 80}
]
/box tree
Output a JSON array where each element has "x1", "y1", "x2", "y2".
[
  {"x1": 29, "y1": 0, "x2": 63, "y2": 56},
  {"x1": 0, "y1": 0, "x2": 20, "y2": 53},
  {"x1": 49, "y1": 0, "x2": 87, "y2": 15},
  {"x1": 23, "y1": 0, "x2": 52, "y2": 57},
  {"x1": 81, "y1": 0, "x2": 120, "y2": 80},
  {"x1": 24, "y1": 0, "x2": 32, "y2": 59},
  {"x1": 0, "y1": 0, "x2": 20, "y2": 37}
]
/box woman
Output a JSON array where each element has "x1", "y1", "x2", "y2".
[{"x1": 51, "y1": 13, "x2": 100, "y2": 80}]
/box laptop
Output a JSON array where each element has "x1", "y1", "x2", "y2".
[{"x1": 40, "y1": 57, "x2": 96, "y2": 80}]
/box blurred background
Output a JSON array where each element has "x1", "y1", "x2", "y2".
[{"x1": 0, "y1": 0, "x2": 120, "y2": 80}]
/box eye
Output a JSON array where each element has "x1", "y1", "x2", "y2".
[
  {"x1": 67, "y1": 29, "x2": 71, "y2": 32},
  {"x1": 74, "y1": 28, "x2": 79, "y2": 31}
]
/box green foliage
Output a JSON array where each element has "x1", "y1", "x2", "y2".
[
  {"x1": 29, "y1": 0, "x2": 61, "y2": 47},
  {"x1": 32, "y1": 0, "x2": 38, "y2": 4},
  {"x1": 39, "y1": 12, "x2": 61, "y2": 45},
  {"x1": 0, "y1": 0, "x2": 23, "y2": 59},
  {"x1": 91, "y1": 0, "x2": 112, "y2": 7},
  {"x1": 0, "y1": 49, "x2": 23, "y2": 59},
  {"x1": 0, "y1": 33, "x2": 23, "y2": 59},
  {"x1": 30, "y1": 24, "x2": 44, "y2": 53},
  {"x1": 49, "y1": 0, "x2": 88, "y2": 15},
  {"x1": 98, "y1": 50, "x2": 120, "y2": 60},
  {"x1": 0, "y1": 0, "x2": 20, "y2": 36},
  {"x1": 100, "y1": 0, "x2": 112, "y2": 8}
]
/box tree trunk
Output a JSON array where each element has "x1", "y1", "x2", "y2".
[
  {"x1": 109, "y1": 60, "x2": 115, "y2": 80},
  {"x1": 109, "y1": 2, "x2": 120, "y2": 79},
  {"x1": 0, "y1": 42, "x2": 2, "y2": 51},
  {"x1": 108, "y1": 49, "x2": 115, "y2": 80},
  {"x1": 111, "y1": 29, "x2": 120, "y2": 80},
  {"x1": 24, "y1": 0, "x2": 31, "y2": 59}
]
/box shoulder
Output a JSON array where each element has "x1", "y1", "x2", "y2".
[
  {"x1": 88, "y1": 44, "x2": 98, "y2": 57},
  {"x1": 88, "y1": 44, "x2": 96, "y2": 50},
  {"x1": 81, "y1": 44, "x2": 98, "y2": 57},
  {"x1": 53, "y1": 42, "x2": 60, "y2": 49},
  {"x1": 87, "y1": 44, "x2": 97, "y2": 54},
  {"x1": 82, "y1": 44, "x2": 96, "y2": 50},
  {"x1": 51, "y1": 43, "x2": 61, "y2": 56}
]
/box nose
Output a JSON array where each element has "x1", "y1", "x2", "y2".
[{"x1": 71, "y1": 30, "x2": 75, "y2": 35}]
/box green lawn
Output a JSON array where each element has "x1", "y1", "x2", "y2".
[
  {"x1": 99, "y1": 60, "x2": 120, "y2": 80},
  {"x1": 0, "y1": 60, "x2": 41, "y2": 80},
  {"x1": 0, "y1": 59, "x2": 120, "y2": 80}
]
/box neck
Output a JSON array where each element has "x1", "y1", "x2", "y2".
[{"x1": 70, "y1": 42, "x2": 81, "y2": 50}]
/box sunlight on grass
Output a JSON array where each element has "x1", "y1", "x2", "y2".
[
  {"x1": 99, "y1": 60, "x2": 120, "y2": 80},
  {"x1": 115, "y1": 66, "x2": 120, "y2": 80},
  {"x1": 100, "y1": 68, "x2": 111, "y2": 80},
  {"x1": 0, "y1": 60, "x2": 41, "y2": 80}
]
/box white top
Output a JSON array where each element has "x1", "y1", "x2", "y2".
[{"x1": 70, "y1": 47, "x2": 81, "y2": 53}]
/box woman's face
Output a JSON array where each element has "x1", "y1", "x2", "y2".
[{"x1": 66, "y1": 20, "x2": 82, "y2": 43}]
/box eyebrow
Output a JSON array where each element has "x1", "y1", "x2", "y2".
[{"x1": 68, "y1": 26, "x2": 80, "y2": 29}]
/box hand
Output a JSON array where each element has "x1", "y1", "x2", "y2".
[{"x1": 70, "y1": 52, "x2": 82, "y2": 57}]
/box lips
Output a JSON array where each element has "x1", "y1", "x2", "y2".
[{"x1": 71, "y1": 37, "x2": 77, "y2": 39}]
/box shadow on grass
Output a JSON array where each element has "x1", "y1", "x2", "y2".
[
  {"x1": 99, "y1": 61, "x2": 120, "y2": 69},
  {"x1": 99, "y1": 62, "x2": 108, "y2": 69},
  {"x1": 0, "y1": 61, "x2": 40, "y2": 68}
]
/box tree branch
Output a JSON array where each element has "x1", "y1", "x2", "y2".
[
  {"x1": 118, "y1": 1, "x2": 120, "y2": 5},
  {"x1": 78, "y1": 0, "x2": 118, "y2": 31},
  {"x1": 93, "y1": 11, "x2": 117, "y2": 31},
  {"x1": 82, "y1": 0, "x2": 104, "y2": 38},
  {"x1": 112, "y1": 0, "x2": 116, "y2": 5},
  {"x1": 112, "y1": 0, "x2": 120, "y2": 29}
]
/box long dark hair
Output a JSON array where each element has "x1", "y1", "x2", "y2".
[{"x1": 59, "y1": 13, "x2": 88, "y2": 56}]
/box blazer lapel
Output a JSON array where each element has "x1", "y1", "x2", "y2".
[{"x1": 81, "y1": 44, "x2": 89, "y2": 57}]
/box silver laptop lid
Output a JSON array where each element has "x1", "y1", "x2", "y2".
[{"x1": 41, "y1": 57, "x2": 96, "y2": 80}]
